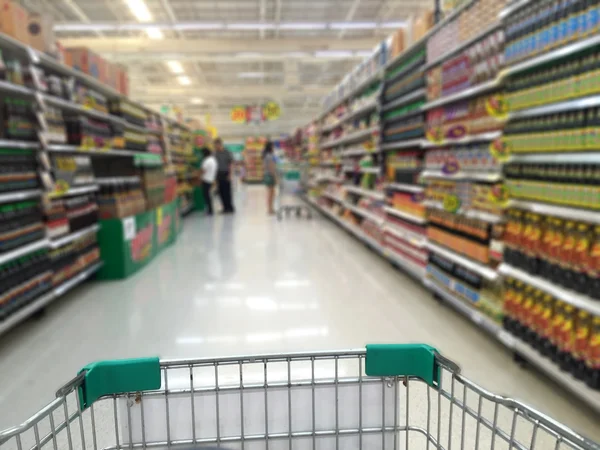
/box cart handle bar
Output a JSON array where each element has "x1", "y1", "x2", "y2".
[{"x1": 29, "y1": 345, "x2": 599, "y2": 450}]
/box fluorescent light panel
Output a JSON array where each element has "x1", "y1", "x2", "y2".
[
  {"x1": 146, "y1": 27, "x2": 163, "y2": 39},
  {"x1": 167, "y1": 60, "x2": 184, "y2": 74},
  {"x1": 54, "y1": 21, "x2": 407, "y2": 32},
  {"x1": 125, "y1": 0, "x2": 152, "y2": 22},
  {"x1": 177, "y1": 75, "x2": 191, "y2": 85}
]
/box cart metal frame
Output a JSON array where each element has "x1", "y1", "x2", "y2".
[{"x1": 1, "y1": 345, "x2": 598, "y2": 450}]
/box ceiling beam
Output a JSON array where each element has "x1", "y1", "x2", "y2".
[
  {"x1": 130, "y1": 85, "x2": 330, "y2": 100},
  {"x1": 56, "y1": 37, "x2": 379, "y2": 54}
]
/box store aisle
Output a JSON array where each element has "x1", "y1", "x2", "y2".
[{"x1": 0, "y1": 186, "x2": 597, "y2": 439}]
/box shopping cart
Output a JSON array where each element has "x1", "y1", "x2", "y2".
[
  {"x1": 1, "y1": 344, "x2": 598, "y2": 450},
  {"x1": 277, "y1": 161, "x2": 312, "y2": 221}
]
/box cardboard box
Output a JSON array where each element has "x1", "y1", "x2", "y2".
[
  {"x1": 66, "y1": 47, "x2": 105, "y2": 79},
  {"x1": 116, "y1": 64, "x2": 129, "y2": 96},
  {"x1": 106, "y1": 63, "x2": 119, "y2": 90},
  {"x1": 0, "y1": 0, "x2": 29, "y2": 44},
  {"x1": 412, "y1": 10, "x2": 434, "y2": 42},
  {"x1": 27, "y1": 13, "x2": 55, "y2": 53},
  {"x1": 390, "y1": 29, "x2": 405, "y2": 59}
]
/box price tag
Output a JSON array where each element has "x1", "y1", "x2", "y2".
[
  {"x1": 55, "y1": 157, "x2": 77, "y2": 172},
  {"x1": 485, "y1": 94, "x2": 508, "y2": 120},
  {"x1": 123, "y1": 217, "x2": 136, "y2": 241},
  {"x1": 443, "y1": 194, "x2": 461, "y2": 213},
  {"x1": 490, "y1": 138, "x2": 511, "y2": 162},
  {"x1": 52, "y1": 179, "x2": 70, "y2": 196},
  {"x1": 156, "y1": 207, "x2": 163, "y2": 226}
]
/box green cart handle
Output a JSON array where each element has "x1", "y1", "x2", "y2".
[
  {"x1": 365, "y1": 344, "x2": 455, "y2": 387},
  {"x1": 71, "y1": 344, "x2": 451, "y2": 410},
  {"x1": 76, "y1": 357, "x2": 161, "y2": 410}
]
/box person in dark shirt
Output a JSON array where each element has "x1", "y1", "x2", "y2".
[{"x1": 214, "y1": 138, "x2": 235, "y2": 214}]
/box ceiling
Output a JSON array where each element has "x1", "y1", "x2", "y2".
[{"x1": 26, "y1": 0, "x2": 433, "y2": 139}]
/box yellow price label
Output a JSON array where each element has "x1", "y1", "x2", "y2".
[
  {"x1": 263, "y1": 101, "x2": 281, "y2": 121},
  {"x1": 156, "y1": 207, "x2": 163, "y2": 226},
  {"x1": 55, "y1": 157, "x2": 77, "y2": 172},
  {"x1": 51, "y1": 179, "x2": 70, "y2": 197},
  {"x1": 443, "y1": 194, "x2": 461, "y2": 213}
]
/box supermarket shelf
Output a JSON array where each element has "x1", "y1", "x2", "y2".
[
  {"x1": 49, "y1": 185, "x2": 99, "y2": 198},
  {"x1": 53, "y1": 261, "x2": 104, "y2": 298},
  {"x1": 322, "y1": 98, "x2": 379, "y2": 133},
  {"x1": 512, "y1": 339, "x2": 600, "y2": 415},
  {"x1": 426, "y1": 275, "x2": 600, "y2": 413},
  {"x1": 345, "y1": 186, "x2": 385, "y2": 200},
  {"x1": 426, "y1": 242, "x2": 498, "y2": 281},
  {"x1": 345, "y1": 203, "x2": 385, "y2": 225},
  {"x1": 508, "y1": 94, "x2": 600, "y2": 120},
  {"x1": 49, "y1": 224, "x2": 100, "y2": 249},
  {"x1": 385, "y1": 61, "x2": 425, "y2": 87},
  {"x1": 0, "y1": 238, "x2": 49, "y2": 266},
  {"x1": 424, "y1": 279, "x2": 515, "y2": 348},
  {"x1": 382, "y1": 88, "x2": 426, "y2": 112},
  {"x1": 502, "y1": 33, "x2": 600, "y2": 76},
  {"x1": 385, "y1": 183, "x2": 424, "y2": 193},
  {"x1": 42, "y1": 94, "x2": 123, "y2": 124},
  {"x1": 0, "y1": 139, "x2": 39, "y2": 149},
  {"x1": 0, "y1": 189, "x2": 43, "y2": 204},
  {"x1": 359, "y1": 167, "x2": 380, "y2": 174},
  {"x1": 340, "y1": 147, "x2": 375, "y2": 157},
  {"x1": 46, "y1": 144, "x2": 156, "y2": 159},
  {"x1": 321, "y1": 126, "x2": 379, "y2": 149},
  {"x1": 500, "y1": 0, "x2": 531, "y2": 19},
  {"x1": 380, "y1": 139, "x2": 425, "y2": 151},
  {"x1": 96, "y1": 176, "x2": 141, "y2": 185},
  {"x1": 508, "y1": 153, "x2": 600, "y2": 164},
  {"x1": 383, "y1": 224, "x2": 427, "y2": 249},
  {"x1": 382, "y1": 246, "x2": 427, "y2": 280},
  {"x1": 383, "y1": 206, "x2": 427, "y2": 225},
  {"x1": 322, "y1": 192, "x2": 345, "y2": 203},
  {"x1": 319, "y1": 69, "x2": 383, "y2": 121},
  {"x1": 308, "y1": 197, "x2": 424, "y2": 281},
  {"x1": 421, "y1": 170, "x2": 502, "y2": 182},
  {"x1": 424, "y1": 21, "x2": 503, "y2": 70},
  {"x1": 509, "y1": 199, "x2": 600, "y2": 224},
  {"x1": 422, "y1": 131, "x2": 502, "y2": 147},
  {"x1": 0, "y1": 79, "x2": 34, "y2": 97},
  {"x1": 498, "y1": 264, "x2": 600, "y2": 317},
  {"x1": 422, "y1": 77, "x2": 502, "y2": 110},
  {"x1": 424, "y1": 200, "x2": 503, "y2": 223}
]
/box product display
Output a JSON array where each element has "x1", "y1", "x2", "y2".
[
  {"x1": 244, "y1": 137, "x2": 265, "y2": 183},
  {"x1": 304, "y1": 0, "x2": 600, "y2": 408},
  {"x1": 0, "y1": 29, "x2": 193, "y2": 338}
]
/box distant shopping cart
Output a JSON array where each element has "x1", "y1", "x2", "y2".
[
  {"x1": 1, "y1": 344, "x2": 599, "y2": 450},
  {"x1": 277, "y1": 161, "x2": 312, "y2": 220}
]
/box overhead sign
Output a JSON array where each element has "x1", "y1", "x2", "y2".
[{"x1": 230, "y1": 102, "x2": 282, "y2": 123}]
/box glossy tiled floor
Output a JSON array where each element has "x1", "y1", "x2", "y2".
[{"x1": 0, "y1": 186, "x2": 598, "y2": 443}]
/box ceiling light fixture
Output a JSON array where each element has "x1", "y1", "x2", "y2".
[
  {"x1": 146, "y1": 27, "x2": 163, "y2": 39},
  {"x1": 237, "y1": 72, "x2": 267, "y2": 79},
  {"x1": 177, "y1": 75, "x2": 191, "y2": 85},
  {"x1": 167, "y1": 60, "x2": 184, "y2": 74},
  {"x1": 330, "y1": 22, "x2": 377, "y2": 30},
  {"x1": 315, "y1": 51, "x2": 354, "y2": 58},
  {"x1": 190, "y1": 98, "x2": 204, "y2": 104},
  {"x1": 54, "y1": 21, "x2": 406, "y2": 32},
  {"x1": 123, "y1": 0, "x2": 163, "y2": 39}
]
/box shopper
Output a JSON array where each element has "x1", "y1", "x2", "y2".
[
  {"x1": 263, "y1": 141, "x2": 277, "y2": 215},
  {"x1": 200, "y1": 147, "x2": 217, "y2": 216},
  {"x1": 214, "y1": 138, "x2": 235, "y2": 213}
]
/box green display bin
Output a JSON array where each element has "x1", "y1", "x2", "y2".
[{"x1": 97, "y1": 200, "x2": 178, "y2": 280}]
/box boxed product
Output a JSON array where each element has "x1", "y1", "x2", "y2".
[
  {"x1": 390, "y1": 29, "x2": 405, "y2": 59},
  {"x1": 66, "y1": 47, "x2": 106, "y2": 80},
  {"x1": 106, "y1": 63, "x2": 119, "y2": 91},
  {"x1": 116, "y1": 65, "x2": 129, "y2": 96},
  {"x1": 26, "y1": 13, "x2": 55, "y2": 53},
  {"x1": 412, "y1": 10, "x2": 434, "y2": 42},
  {"x1": 0, "y1": 0, "x2": 29, "y2": 44}
]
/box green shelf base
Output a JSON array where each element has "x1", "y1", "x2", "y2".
[{"x1": 97, "y1": 199, "x2": 179, "y2": 280}]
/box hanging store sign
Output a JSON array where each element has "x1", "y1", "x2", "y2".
[{"x1": 229, "y1": 102, "x2": 282, "y2": 124}]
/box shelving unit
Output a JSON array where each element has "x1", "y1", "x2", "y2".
[
  {"x1": 0, "y1": 30, "x2": 192, "y2": 336},
  {"x1": 243, "y1": 136, "x2": 266, "y2": 184},
  {"x1": 301, "y1": 0, "x2": 600, "y2": 409}
]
